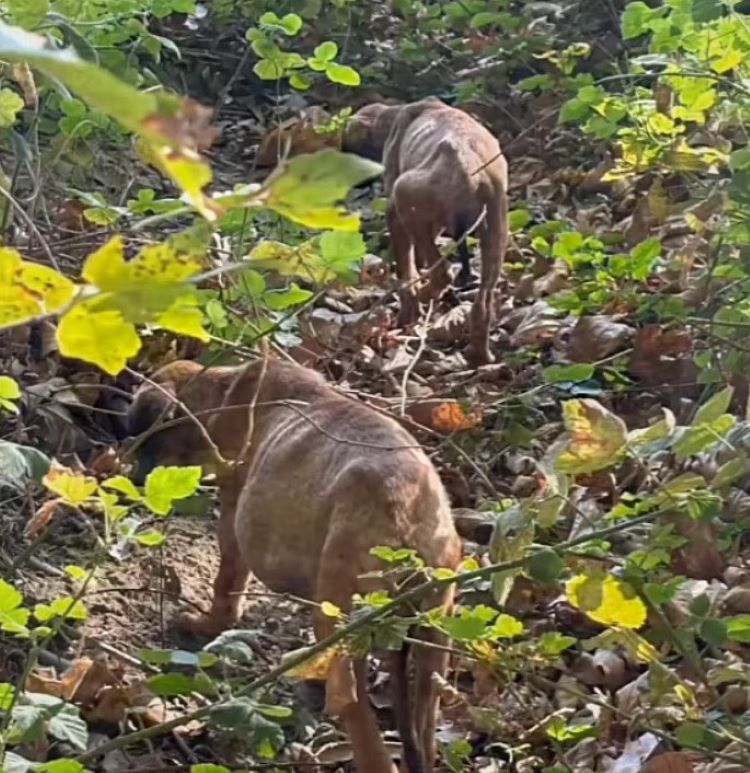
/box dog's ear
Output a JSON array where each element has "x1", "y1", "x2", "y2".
[{"x1": 127, "y1": 382, "x2": 178, "y2": 437}]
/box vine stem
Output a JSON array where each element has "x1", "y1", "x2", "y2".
[{"x1": 76, "y1": 507, "x2": 661, "y2": 765}]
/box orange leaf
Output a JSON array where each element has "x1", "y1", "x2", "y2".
[{"x1": 431, "y1": 401, "x2": 483, "y2": 432}]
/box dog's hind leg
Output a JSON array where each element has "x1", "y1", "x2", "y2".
[{"x1": 178, "y1": 473, "x2": 251, "y2": 637}]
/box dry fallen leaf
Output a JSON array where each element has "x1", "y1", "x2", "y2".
[
  {"x1": 431, "y1": 401, "x2": 483, "y2": 432},
  {"x1": 25, "y1": 497, "x2": 63, "y2": 537}
]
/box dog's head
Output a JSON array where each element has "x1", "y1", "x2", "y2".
[
  {"x1": 126, "y1": 360, "x2": 217, "y2": 483},
  {"x1": 343, "y1": 102, "x2": 399, "y2": 160}
]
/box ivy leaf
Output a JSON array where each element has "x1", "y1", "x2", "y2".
[
  {"x1": 567, "y1": 573, "x2": 647, "y2": 629},
  {"x1": 556, "y1": 399, "x2": 627, "y2": 474},
  {"x1": 256, "y1": 149, "x2": 382, "y2": 231},
  {"x1": 144, "y1": 465, "x2": 202, "y2": 515}
]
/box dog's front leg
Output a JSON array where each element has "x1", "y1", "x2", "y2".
[{"x1": 178, "y1": 473, "x2": 250, "y2": 637}]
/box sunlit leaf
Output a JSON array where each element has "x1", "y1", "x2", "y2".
[
  {"x1": 144, "y1": 465, "x2": 202, "y2": 515},
  {"x1": 42, "y1": 465, "x2": 97, "y2": 506},
  {"x1": 567, "y1": 573, "x2": 647, "y2": 629},
  {"x1": 556, "y1": 399, "x2": 627, "y2": 474},
  {"x1": 255, "y1": 149, "x2": 381, "y2": 231},
  {"x1": 0, "y1": 247, "x2": 75, "y2": 328}
]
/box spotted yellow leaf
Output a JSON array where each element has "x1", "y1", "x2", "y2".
[
  {"x1": 566, "y1": 573, "x2": 647, "y2": 630},
  {"x1": 0, "y1": 247, "x2": 75, "y2": 327},
  {"x1": 556, "y1": 398, "x2": 627, "y2": 474}
]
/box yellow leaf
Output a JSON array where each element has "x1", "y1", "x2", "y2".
[
  {"x1": 566, "y1": 573, "x2": 647, "y2": 630},
  {"x1": 139, "y1": 140, "x2": 220, "y2": 221},
  {"x1": 247, "y1": 239, "x2": 332, "y2": 284},
  {"x1": 57, "y1": 302, "x2": 141, "y2": 376},
  {"x1": 320, "y1": 601, "x2": 342, "y2": 618},
  {"x1": 282, "y1": 644, "x2": 345, "y2": 679},
  {"x1": 556, "y1": 398, "x2": 627, "y2": 474},
  {"x1": 255, "y1": 149, "x2": 381, "y2": 231},
  {"x1": 81, "y1": 235, "x2": 129, "y2": 290},
  {"x1": 157, "y1": 300, "x2": 209, "y2": 341},
  {"x1": 43, "y1": 464, "x2": 97, "y2": 506},
  {"x1": 0, "y1": 247, "x2": 75, "y2": 327}
]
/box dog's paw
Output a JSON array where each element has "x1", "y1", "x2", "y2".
[{"x1": 175, "y1": 609, "x2": 229, "y2": 638}]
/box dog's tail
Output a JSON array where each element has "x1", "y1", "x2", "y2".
[{"x1": 392, "y1": 639, "x2": 425, "y2": 773}]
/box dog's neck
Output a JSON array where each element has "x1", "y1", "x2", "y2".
[{"x1": 187, "y1": 362, "x2": 328, "y2": 464}]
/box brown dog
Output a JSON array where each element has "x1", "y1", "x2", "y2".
[
  {"x1": 344, "y1": 98, "x2": 509, "y2": 365},
  {"x1": 127, "y1": 358, "x2": 462, "y2": 773}
]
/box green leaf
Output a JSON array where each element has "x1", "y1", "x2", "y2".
[
  {"x1": 439, "y1": 606, "x2": 497, "y2": 641},
  {"x1": 324, "y1": 62, "x2": 361, "y2": 86},
  {"x1": 0, "y1": 578, "x2": 29, "y2": 635},
  {"x1": 6, "y1": 0, "x2": 49, "y2": 29},
  {"x1": 700, "y1": 618, "x2": 728, "y2": 647},
  {"x1": 0, "y1": 88, "x2": 24, "y2": 128},
  {"x1": 257, "y1": 149, "x2": 381, "y2": 231},
  {"x1": 135, "y1": 528, "x2": 166, "y2": 547},
  {"x1": 264, "y1": 283, "x2": 313, "y2": 311},
  {"x1": 621, "y1": 1, "x2": 662, "y2": 39},
  {"x1": 490, "y1": 613, "x2": 525, "y2": 639},
  {"x1": 147, "y1": 673, "x2": 200, "y2": 697},
  {"x1": 729, "y1": 148, "x2": 750, "y2": 172},
  {"x1": 36, "y1": 761, "x2": 87, "y2": 773},
  {"x1": 319, "y1": 229, "x2": 366, "y2": 278},
  {"x1": 539, "y1": 631, "x2": 577, "y2": 656},
  {"x1": 260, "y1": 11, "x2": 303, "y2": 35},
  {"x1": 543, "y1": 363, "x2": 595, "y2": 385},
  {"x1": 726, "y1": 615, "x2": 750, "y2": 643},
  {"x1": 673, "y1": 414, "x2": 735, "y2": 458},
  {"x1": 675, "y1": 721, "x2": 710, "y2": 747},
  {"x1": 0, "y1": 681, "x2": 16, "y2": 710},
  {"x1": 47, "y1": 703, "x2": 88, "y2": 750},
  {"x1": 314, "y1": 41, "x2": 338, "y2": 61},
  {"x1": 526, "y1": 548, "x2": 564, "y2": 583},
  {"x1": 693, "y1": 385, "x2": 734, "y2": 426},
  {"x1": 191, "y1": 766, "x2": 231, "y2": 773},
  {"x1": 140, "y1": 648, "x2": 218, "y2": 669},
  {"x1": 0, "y1": 439, "x2": 50, "y2": 490},
  {"x1": 509, "y1": 209, "x2": 532, "y2": 232},
  {"x1": 289, "y1": 73, "x2": 311, "y2": 90},
  {"x1": 34, "y1": 596, "x2": 87, "y2": 623},
  {"x1": 102, "y1": 474, "x2": 142, "y2": 502},
  {"x1": 144, "y1": 465, "x2": 202, "y2": 516}
]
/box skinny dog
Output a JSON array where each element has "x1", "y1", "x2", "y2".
[
  {"x1": 127, "y1": 358, "x2": 462, "y2": 773},
  {"x1": 344, "y1": 97, "x2": 509, "y2": 365}
]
